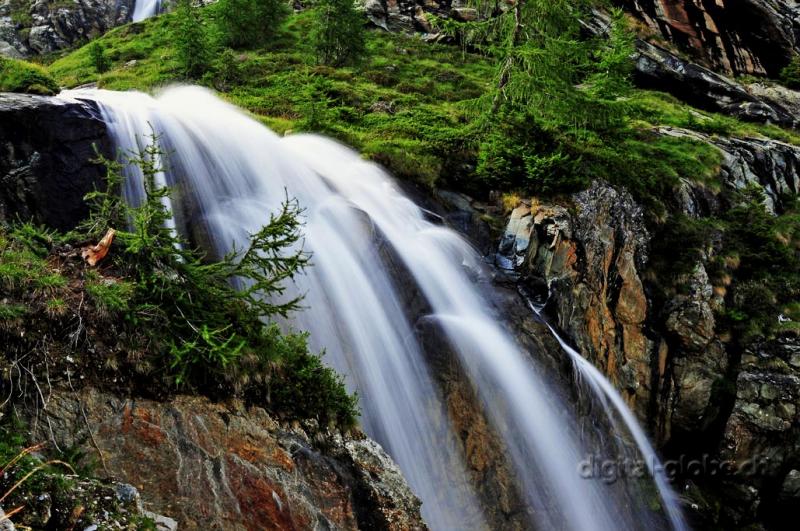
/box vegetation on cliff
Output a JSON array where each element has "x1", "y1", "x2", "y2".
[
  {"x1": 0, "y1": 139, "x2": 358, "y2": 429},
  {"x1": 0, "y1": 419, "x2": 158, "y2": 529},
  {"x1": 0, "y1": 57, "x2": 59, "y2": 95}
]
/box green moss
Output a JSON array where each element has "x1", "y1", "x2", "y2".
[
  {"x1": 0, "y1": 57, "x2": 60, "y2": 95},
  {"x1": 84, "y1": 271, "x2": 134, "y2": 314},
  {"x1": 8, "y1": 0, "x2": 33, "y2": 26},
  {"x1": 0, "y1": 303, "x2": 27, "y2": 320}
]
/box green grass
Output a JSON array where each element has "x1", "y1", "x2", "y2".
[
  {"x1": 84, "y1": 270, "x2": 134, "y2": 314},
  {"x1": 629, "y1": 90, "x2": 800, "y2": 146},
  {"x1": 48, "y1": 10, "x2": 491, "y2": 187},
  {"x1": 48, "y1": 6, "x2": 793, "y2": 196},
  {"x1": 0, "y1": 57, "x2": 60, "y2": 95}
]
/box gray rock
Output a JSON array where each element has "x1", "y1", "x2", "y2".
[
  {"x1": 659, "y1": 127, "x2": 800, "y2": 213},
  {"x1": 1, "y1": 0, "x2": 136, "y2": 57},
  {"x1": 142, "y1": 512, "x2": 178, "y2": 531}
]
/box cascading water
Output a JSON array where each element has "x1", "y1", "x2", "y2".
[
  {"x1": 132, "y1": 0, "x2": 161, "y2": 22},
  {"x1": 524, "y1": 296, "x2": 688, "y2": 531},
  {"x1": 62, "y1": 85, "x2": 688, "y2": 530}
]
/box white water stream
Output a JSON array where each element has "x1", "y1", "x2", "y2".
[
  {"x1": 62, "y1": 85, "x2": 688, "y2": 531},
  {"x1": 132, "y1": 0, "x2": 161, "y2": 22}
]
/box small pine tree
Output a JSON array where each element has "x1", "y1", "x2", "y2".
[
  {"x1": 311, "y1": 0, "x2": 365, "y2": 67},
  {"x1": 780, "y1": 55, "x2": 800, "y2": 89},
  {"x1": 88, "y1": 41, "x2": 110, "y2": 74},
  {"x1": 217, "y1": 0, "x2": 288, "y2": 49},
  {"x1": 175, "y1": 0, "x2": 211, "y2": 78}
]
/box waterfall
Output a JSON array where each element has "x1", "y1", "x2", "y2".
[
  {"x1": 525, "y1": 296, "x2": 688, "y2": 531},
  {"x1": 62, "y1": 85, "x2": 688, "y2": 530},
  {"x1": 132, "y1": 0, "x2": 161, "y2": 22}
]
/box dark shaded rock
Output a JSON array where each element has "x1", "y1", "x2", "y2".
[
  {"x1": 632, "y1": 39, "x2": 800, "y2": 127},
  {"x1": 715, "y1": 335, "x2": 800, "y2": 528},
  {"x1": 0, "y1": 92, "x2": 111, "y2": 230}
]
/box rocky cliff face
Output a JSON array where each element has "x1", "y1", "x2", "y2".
[
  {"x1": 0, "y1": 92, "x2": 427, "y2": 531},
  {"x1": 0, "y1": 0, "x2": 136, "y2": 57},
  {"x1": 22, "y1": 387, "x2": 425, "y2": 530},
  {"x1": 620, "y1": 0, "x2": 800, "y2": 77},
  {"x1": 496, "y1": 134, "x2": 800, "y2": 526}
]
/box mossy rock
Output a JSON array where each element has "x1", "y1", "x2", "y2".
[{"x1": 0, "y1": 58, "x2": 60, "y2": 95}]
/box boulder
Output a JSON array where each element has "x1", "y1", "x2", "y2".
[{"x1": 0, "y1": 92, "x2": 112, "y2": 230}]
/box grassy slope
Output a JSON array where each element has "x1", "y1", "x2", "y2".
[
  {"x1": 39, "y1": 7, "x2": 800, "y2": 341},
  {"x1": 46, "y1": 8, "x2": 800, "y2": 193},
  {"x1": 50, "y1": 11, "x2": 489, "y2": 187}
]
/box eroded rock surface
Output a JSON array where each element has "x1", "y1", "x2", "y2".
[
  {"x1": 620, "y1": 0, "x2": 800, "y2": 77},
  {"x1": 26, "y1": 387, "x2": 426, "y2": 530},
  {"x1": 497, "y1": 182, "x2": 655, "y2": 420}
]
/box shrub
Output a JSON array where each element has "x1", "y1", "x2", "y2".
[
  {"x1": 475, "y1": 111, "x2": 585, "y2": 194},
  {"x1": 310, "y1": 0, "x2": 366, "y2": 67},
  {"x1": 216, "y1": 0, "x2": 289, "y2": 49},
  {"x1": 88, "y1": 41, "x2": 111, "y2": 73},
  {"x1": 0, "y1": 58, "x2": 59, "y2": 95},
  {"x1": 780, "y1": 55, "x2": 800, "y2": 89},
  {"x1": 79, "y1": 133, "x2": 359, "y2": 427},
  {"x1": 174, "y1": 0, "x2": 211, "y2": 78}
]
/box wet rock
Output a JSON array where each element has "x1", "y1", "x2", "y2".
[
  {"x1": 498, "y1": 181, "x2": 655, "y2": 418},
  {"x1": 25, "y1": 387, "x2": 426, "y2": 530},
  {"x1": 0, "y1": 92, "x2": 112, "y2": 230}
]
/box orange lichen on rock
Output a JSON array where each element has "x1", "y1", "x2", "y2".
[{"x1": 81, "y1": 228, "x2": 116, "y2": 266}]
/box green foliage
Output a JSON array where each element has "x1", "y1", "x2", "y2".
[
  {"x1": 8, "y1": 0, "x2": 33, "y2": 26},
  {"x1": 0, "y1": 223, "x2": 67, "y2": 295},
  {"x1": 475, "y1": 111, "x2": 584, "y2": 193},
  {"x1": 88, "y1": 41, "x2": 111, "y2": 73},
  {"x1": 0, "y1": 303, "x2": 27, "y2": 321},
  {"x1": 77, "y1": 134, "x2": 357, "y2": 427},
  {"x1": 0, "y1": 57, "x2": 59, "y2": 95},
  {"x1": 174, "y1": 0, "x2": 211, "y2": 78},
  {"x1": 310, "y1": 0, "x2": 366, "y2": 67},
  {"x1": 716, "y1": 188, "x2": 800, "y2": 344},
  {"x1": 49, "y1": 10, "x2": 492, "y2": 188},
  {"x1": 433, "y1": 3, "x2": 636, "y2": 195},
  {"x1": 268, "y1": 330, "x2": 358, "y2": 427},
  {"x1": 216, "y1": 0, "x2": 289, "y2": 49},
  {"x1": 84, "y1": 270, "x2": 134, "y2": 315},
  {"x1": 439, "y1": 2, "x2": 633, "y2": 131},
  {"x1": 211, "y1": 48, "x2": 244, "y2": 91},
  {"x1": 780, "y1": 55, "x2": 800, "y2": 90}
]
